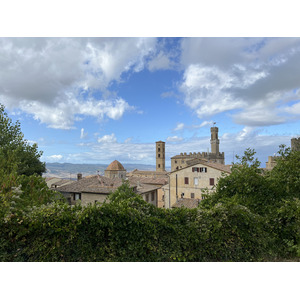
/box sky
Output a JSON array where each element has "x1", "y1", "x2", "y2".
[{"x1": 1, "y1": 37, "x2": 300, "y2": 168}]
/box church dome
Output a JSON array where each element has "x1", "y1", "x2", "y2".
[{"x1": 106, "y1": 160, "x2": 125, "y2": 171}]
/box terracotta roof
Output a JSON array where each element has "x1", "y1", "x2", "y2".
[
  {"x1": 106, "y1": 160, "x2": 126, "y2": 171},
  {"x1": 136, "y1": 184, "x2": 162, "y2": 194},
  {"x1": 127, "y1": 170, "x2": 168, "y2": 176},
  {"x1": 172, "y1": 198, "x2": 200, "y2": 209},
  {"x1": 128, "y1": 176, "x2": 168, "y2": 186},
  {"x1": 56, "y1": 175, "x2": 124, "y2": 193}
]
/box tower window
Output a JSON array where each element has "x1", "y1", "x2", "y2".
[
  {"x1": 158, "y1": 148, "x2": 160, "y2": 152},
  {"x1": 158, "y1": 164, "x2": 161, "y2": 168},
  {"x1": 158, "y1": 154, "x2": 160, "y2": 158}
]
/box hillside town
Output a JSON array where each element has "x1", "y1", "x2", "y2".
[{"x1": 46, "y1": 126, "x2": 300, "y2": 209}]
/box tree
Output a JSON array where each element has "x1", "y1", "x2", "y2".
[{"x1": 0, "y1": 104, "x2": 45, "y2": 176}]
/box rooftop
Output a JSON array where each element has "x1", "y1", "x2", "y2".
[{"x1": 106, "y1": 160, "x2": 126, "y2": 171}]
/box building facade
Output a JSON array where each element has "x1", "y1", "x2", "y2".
[
  {"x1": 163, "y1": 159, "x2": 231, "y2": 208},
  {"x1": 170, "y1": 126, "x2": 225, "y2": 171}
]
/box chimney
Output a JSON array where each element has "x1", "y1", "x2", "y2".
[{"x1": 77, "y1": 173, "x2": 83, "y2": 181}]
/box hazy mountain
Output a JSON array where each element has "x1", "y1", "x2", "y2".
[{"x1": 44, "y1": 162, "x2": 158, "y2": 179}]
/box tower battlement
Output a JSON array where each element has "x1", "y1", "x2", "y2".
[
  {"x1": 170, "y1": 126, "x2": 225, "y2": 171},
  {"x1": 291, "y1": 137, "x2": 300, "y2": 151}
]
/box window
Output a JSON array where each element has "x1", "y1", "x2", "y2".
[
  {"x1": 191, "y1": 193, "x2": 195, "y2": 198},
  {"x1": 158, "y1": 154, "x2": 160, "y2": 158},
  {"x1": 158, "y1": 164, "x2": 161, "y2": 168},
  {"x1": 194, "y1": 177, "x2": 199, "y2": 185},
  {"x1": 192, "y1": 167, "x2": 200, "y2": 172},
  {"x1": 75, "y1": 193, "x2": 81, "y2": 200},
  {"x1": 175, "y1": 160, "x2": 177, "y2": 164},
  {"x1": 184, "y1": 177, "x2": 189, "y2": 184},
  {"x1": 151, "y1": 191, "x2": 155, "y2": 201},
  {"x1": 200, "y1": 167, "x2": 207, "y2": 173},
  {"x1": 209, "y1": 178, "x2": 215, "y2": 186},
  {"x1": 158, "y1": 148, "x2": 160, "y2": 152},
  {"x1": 145, "y1": 194, "x2": 149, "y2": 202}
]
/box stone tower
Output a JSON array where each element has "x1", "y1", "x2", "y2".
[
  {"x1": 210, "y1": 126, "x2": 220, "y2": 154},
  {"x1": 291, "y1": 137, "x2": 300, "y2": 151},
  {"x1": 156, "y1": 141, "x2": 165, "y2": 172}
]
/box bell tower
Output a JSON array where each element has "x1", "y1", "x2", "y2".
[
  {"x1": 210, "y1": 126, "x2": 220, "y2": 154},
  {"x1": 156, "y1": 141, "x2": 165, "y2": 172}
]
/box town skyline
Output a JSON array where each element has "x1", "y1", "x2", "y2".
[{"x1": 1, "y1": 37, "x2": 300, "y2": 167}]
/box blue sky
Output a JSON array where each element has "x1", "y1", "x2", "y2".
[{"x1": 1, "y1": 37, "x2": 300, "y2": 168}]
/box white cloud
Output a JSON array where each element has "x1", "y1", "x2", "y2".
[
  {"x1": 166, "y1": 136, "x2": 183, "y2": 142},
  {"x1": 0, "y1": 37, "x2": 157, "y2": 129},
  {"x1": 178, "y1": 37, "x2": 300, "y2": 127},
  {"x1": 124, "y1": 137, "x2": 132, "y2": 143},
  {"x1": 97, "y1": 133, "x2": 117, "y2": 144},
  {"x1": 148, "y1": 51, "x2": 172, "y2": 71},
  {"x1": 46, "y1": 154, "x2": 63, "y2": 162},
  {"x1": 80, "y1": 128, "x2": 88, "y2": 139},
  {"x1": 14, "y1": 96, "x2": 134, "y2": 129},
  {"x1": 174, "y1": 123, "x2": 185, "y2": 131}
]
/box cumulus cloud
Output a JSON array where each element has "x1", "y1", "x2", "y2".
[
  {"x1": 0, "y1": 37, "x2": 157, "y2": 129},
  {"x1": 174, "y1": 122, "x2": 185, "y2": 131},
  {"x1": 97, "y1": 133, "x2": 117, "y2": 144},
  {"x1": 46, "y1": 154, "x2": 63, "y2": 162},
  {"x1": 148, "y1": 51, "x2": 173, "y2": 71},
  {"x1": 178, "y1": 37, "x2": 300, "y2": 127},
  {"x1": 166, "y1": 136, "x2": 183, "y2": 142}
]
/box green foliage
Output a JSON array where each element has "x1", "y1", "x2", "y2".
[
  {"x1": 200, "y1": 147, "x2": 300, "y2": 260},
  {"x1": 0, "y1": 104, "x2": 45, "y2": 176},
  {"x1": 1, "y1": 144, "x2": 299, "y2": 261},
  {"x1": 0, "y1": 182, "x2": 273, "y2": 262}
]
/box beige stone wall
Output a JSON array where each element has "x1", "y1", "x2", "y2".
[
  {"x1": 162, "y1": 184, "x2": 170, "y2": 208},
  {"x1": 104, "y1": 170, "x2": 126, "y2": 179},
  {"x1": 169, "y1": 163, "x2": 227, "y2": 207},
  {"x1": 157, "y1": 188, "x2": 165, "y2": 208},
  {"x1": 141, "y1": 190, "x2": 157, "y2": 206},
  {"x1": 81, "y1": 193, "x2": 108, "y2": 206},
  {"x1": 265, "y1": 156, "x2": 278, "y2": 170}
]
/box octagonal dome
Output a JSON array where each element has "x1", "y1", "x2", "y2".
[{"x1": 106, "y1": 160, "x2": 125, "y2": 171}]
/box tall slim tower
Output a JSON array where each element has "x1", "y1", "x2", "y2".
[
  {"x1": 210, "y1": 126, "x2": 220, "y2": 154},
  {"x1": 156, "y1": 141, "x2": 165, "y2": 172}
]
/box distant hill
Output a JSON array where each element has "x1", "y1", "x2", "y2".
[{"x1": 44, "y1": 162, "x2": 159, "y2": 179}]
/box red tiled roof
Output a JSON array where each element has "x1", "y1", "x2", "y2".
[{"x1": 105, "y1": 160, "x2": 125, "y2": 171}]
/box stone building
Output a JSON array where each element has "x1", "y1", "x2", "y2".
[
  {"x1": 170, "y1": 126, "x2": 225, "y2": 171},
  {"x1": 156, "y1": 141, "x2": 166, "y2": 172},
  {"x1": 104, "y1": 160, "x2": 127, "y2": 179},
  {"x1": 265, "y1": 156, "x2": 278, "y2": 170},
  {"x1": 56, "y1": 159, "x2": 167, "y2": 207},
  {"x1": 163, "y1": 159, "x2": 231, "y2": 208},
  {"x1": 291, "y1": 137, "x2": 300, "y2": 151}
]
